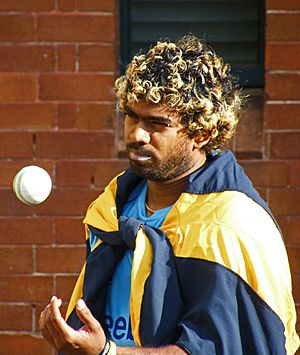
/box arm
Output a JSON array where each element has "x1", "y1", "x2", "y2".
[{"x1": 39, "y1": 296, "x2": 186, "y2": 355}]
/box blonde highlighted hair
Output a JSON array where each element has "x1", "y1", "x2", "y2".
[{"x1": 115, "y1": 34, "x2": 243, "y2": 153}]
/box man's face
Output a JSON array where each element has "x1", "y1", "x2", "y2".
[{"x1": 124, "y1": 100, "x2": 196, "y2": 183}]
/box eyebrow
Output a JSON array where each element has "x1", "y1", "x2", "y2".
[{"x1": 123, "y1": 105, "x2": 174, "y2": 124}]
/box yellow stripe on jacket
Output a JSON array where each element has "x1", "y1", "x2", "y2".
[
  {"x1": 67, "y1": 175, "x2": 299, "y2": 354},
  {"x1": 161, "y1": 191, "x2": 299, "y2": 355}
]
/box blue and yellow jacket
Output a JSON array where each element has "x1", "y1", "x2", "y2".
[{"x1": 66, "y1": 150, "x2": 300, "y2": 354}]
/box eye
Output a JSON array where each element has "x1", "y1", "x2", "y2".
[
  {"x1": 149, "y1": 120, "x2": 171, "y2": 127},
  {"x1": 124, "y1": 110, "x2": 138, "y2": 121}
]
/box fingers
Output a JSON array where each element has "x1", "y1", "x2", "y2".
[
  {"x1": 39, "y1": 302, "x2": 58, "y2": 348},
  {"x1": 49, "y1": 296, "x2": 64, "y2": 327},
  {"x1": 49, "y1": 296, "x2": 76, "y2": 337},
  {"x1": 75, "y1": 299, "x2": 101, "y2": 333},
  {"x1": 39, "y1": 296, "x2": 74, "y2": 350},
  {"x1": 40, "y1": 297, "x2": 106, "y2": 354},
  {"x1": 44, "y1": 317, "x2": 65, "y2": 349},
  {"x1": 49, "y1": 295, "x2": 61, "y2": 312}
]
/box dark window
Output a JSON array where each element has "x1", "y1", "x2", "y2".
[{"x1": 120, "y1": 0, "x2": 264, "y2": 87}]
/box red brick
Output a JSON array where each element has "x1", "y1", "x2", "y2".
[
  {"x1": 57, "y1": 45, "x2": 76, "y2": 71},
  {"x1": 297, "y1": 305, "x2": 300, "y2": 333},
  {"x1": 61, "y1": 303, "x2": 68, "y2": 319},
  {"x1": 0, "y1": 160, "x2": 53, "y2": 187},
  {"x1": 269, "y1": 188, "x2": 300, "y2": 216},
  {"x1": 267, "y1": 14, "x2": 300, "y2": 41},
  {"x1": 56, "y1": 103, "x2": 77, "y2": 128},
  {"x1": 266, "y1": 0, "x2": 300, "y2": 10},
  {"x1": 293, "y1": 275, "x2": 300, "y2": 302},
  {"x1": 0, "y1": 276, "x2": 53, "y2": 302},
  {"x1": 56, "y1": 275, "x2": 79, "y2": 299},
  {"x1": 256, "y1": 187, "x2": 267, "y2": 202},
  {"x1": 276, "y1": 216, "x2": 287, "y2": 236},
  {"x1": 33, "y1": 188, "x2": 101, "y2": 216},
  {"x1": 266, "y1": 73, "x2": 300, "y2": 100},
  {"x1": 266, "y1": 43, "x2": 300, "y2": 71},
  {"x1": 285, "y1": 217, "x2": 300, "y2": 246},
  {"x1": 56, "y1": 160, "x2": 94, "y2": 186},
  {"x1": 77, "y1": 0, "x2": 116, "y2": 11},
  {"x1": 35, "y1": 131, "x2": 115, "y2": 158},
  {"x1": 290, "y1": 161, "x2": 300, "y2": 186},
  {"x1": 0, "y1": 218, "x2": 53, "y2": 245},
  {"x1": 0, "y1": 247, "x2": 33, "y2": 274},
  {"x1": 94, "y1": 160, "x2": 129, "y2": 187},
  {"x1": 264, "y1": 103, "x2": 300, "y2": 130},
  {"x1": 36, "y1": 246, "x2": 85, "y2": 273},
  {"x1": 270, "y1": 132, "x2": 300, "y2": 159},
  {"x1": 0, "y1": 304, "x2": 32, "y2": 331},
  {"x1": 35, "y1": 302, "x2": 49, "y2": 330},
  {"x1": 0, "y1": 334, "x2": 53, "y2": 355},
  {"x1": 39, "y1": 73, "x2": 115, "y2": 101},
  {"x1": 79, "y1": 44, "x2": 117, "y2": 72},
  {"x1": 240, "y1": 160, "x2": 289, "y2": 187},
  {"x1": 287, "y1": 246, "x2": 300, "y2": 276},
  {"x1": 0, "y1": 74, "x2": 37, "y2": 101},
  {"x1": 0, "y1": 45, "x2": 54, "y2": 72},
  {"x1": 57, "y1": 0, "x2": 76, "y2": 12},
  {"x1": 234, "y1": 89, "x2": 264, "y2": 159},
  {"x1": 0, "y1": 104, "x2": 55, "y2": 129},
  {"x1": 55, "y1": 218, "x2": 85, "y2": 244},
  {"x1": 57, "y1": 103, "x2": 115, "y2": 129},
  {"x1": 37, "y1": 14, "x2": 115, "y2": 42},
  {"x1": 296, "y1": 310, "x2": 300, "y2": 340},
  {"x1": 0, "y1": 15, "x2": 35, "y2": 42},
  {"x1": 0, "y1": 132, "x2": 33, "y2": 158},
  {"x1": 0, "y1": 190, "x2": 36, "y2": 217},
  {"x1": 0, "y1": 1, "x2": 54, "y2": 11}
]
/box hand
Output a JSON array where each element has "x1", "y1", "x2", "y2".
[{"x1": 39, "y1": 296, "x2": 106, "y2": 355}]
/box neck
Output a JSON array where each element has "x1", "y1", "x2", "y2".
[{"x1": 146, "y1": 154, "x2": 206, "y2": 213}]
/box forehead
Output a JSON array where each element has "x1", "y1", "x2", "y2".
[{"x1": 129, "y1": 100, "x2": 181, "y2": 121}]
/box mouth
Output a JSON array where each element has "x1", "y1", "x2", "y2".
[{"x1": 128, "y1": 150, "x2": 152, "y2": 162}]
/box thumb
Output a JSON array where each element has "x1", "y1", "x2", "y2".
[{"x1": 75, "y1": 299, "x2": 100, "y2": 332}]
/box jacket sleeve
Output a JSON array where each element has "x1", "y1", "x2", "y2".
[
  {"x1": 171, "y1": 219, "x2": 299, "y2": 355},
  {"x1": 174, "y1": 257, "x2": 287, "y2": 355}
]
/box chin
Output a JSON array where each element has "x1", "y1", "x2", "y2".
[{"x1": 130, "y1": 165, "x2": 178, "y2": 183}]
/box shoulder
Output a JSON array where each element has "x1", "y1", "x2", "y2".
[
  {"x1": 83, "y1": 173, "x2": 123, "y2": 230},
  {"x1": 164, "y1": 190, "x2": 283, "y2": 257}
]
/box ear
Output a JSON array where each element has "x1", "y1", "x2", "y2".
[{"x1": 192, "y1": 135, "x2": 210, "y2": 150}]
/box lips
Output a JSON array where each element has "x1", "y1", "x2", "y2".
[{"x1": 128, "y1": 150, "x2": 152, "y2": 162}]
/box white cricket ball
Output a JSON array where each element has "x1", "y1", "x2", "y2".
[{"x1": 13, "y1": 166, "x2": 52, "y2": 205}]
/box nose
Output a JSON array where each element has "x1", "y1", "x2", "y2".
[{"x1": 130, "y1": 121, "x2": 151, "y2": 144}]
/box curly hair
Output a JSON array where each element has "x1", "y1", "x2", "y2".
[{"x1": 114, "y1": 34, "x2": 244, "y2": 153}]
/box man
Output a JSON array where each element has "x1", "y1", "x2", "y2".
[{"x1": 39, "y1": 35, "x2": 300, "y2": 354}]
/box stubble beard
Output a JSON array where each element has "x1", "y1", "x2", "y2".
[{"x1": 128, "y1": 140, "x2": 194, "y2": 183}]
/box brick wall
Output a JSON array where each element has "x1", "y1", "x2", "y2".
[
  {"x1": 0, "y1": 1, "x2": 128, "y2": 354},
  {"x1": 0, "y1": 1, "x2": 299, "y2": 354},
  {"x1": 264, "y1": 0, "x2": 300, "y2": 344}
]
